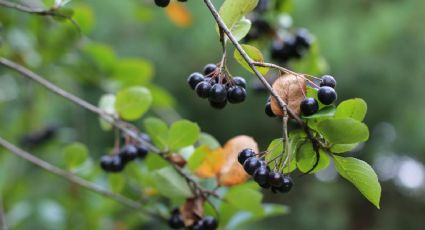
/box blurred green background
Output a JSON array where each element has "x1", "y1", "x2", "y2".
[{"x1": 1, "y1": 0, "x2": 425, "y2": 229}]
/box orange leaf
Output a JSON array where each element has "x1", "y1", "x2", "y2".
[
  {"x1": 218, "y1": 135, "x2": 259, "y2": 186},
  {"x1": 165, "y1": 2, "x2": 192, "y2": 28},
  {"x1": 195, "y1": 147, "x2": 225, "y2": 178}
]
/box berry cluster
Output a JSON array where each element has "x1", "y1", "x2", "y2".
[
  {"x1": 187, "y1": 64, "x2": 247, "y2": 109},
  {"x1": 168, "y1": 209, "x2": 218, "y2": 230},
  {"x1": 154, "y1": 0, "x2": 187, "y2": 8},
  {"x1": 271, "y1": 29, "x2": 312, "y2": 63},
  {"x1": 238, "y1": 149, "x2": 293, "y2": 193},
  {"x1": 100, "y1": 134, "x2": 150, "y2": 173},
  {"x1": 300, "y1": 75, "x2": 337, "y2": 116}
]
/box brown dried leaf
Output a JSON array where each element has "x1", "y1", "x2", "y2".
[
  {"x1": 218, "y1": 135, "x2": 259, "y2": 186},
  {"x1": 180, "y1": 197, "x2": 204, "y2": 226},
  {"x1": 167, "y1": 154, "x2": 187, "y2": 168},
  {"x1": 195, "y1": 148, "x2": 225, "y2": 178},
  {"x1": 165, "y1": 2, "x2": 192, "y2": 28},
  {"x1": 271, "y1": 74, "x2": 306, "y2": 116}
]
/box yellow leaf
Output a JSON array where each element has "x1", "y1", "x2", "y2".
[
  {"x1": 195, "y1": 148, "x2": 225, "y2": 178},
  {"x1": 165, "y1": 2, "x2": 192, "y2": 28}
]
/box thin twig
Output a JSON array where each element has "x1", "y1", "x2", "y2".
[
  {"x1": 0, "y1": 136, "x2": 164, "y2": 220},
  {"x1": 0, "y1": 195, "x2": 7, "y2": 230}
]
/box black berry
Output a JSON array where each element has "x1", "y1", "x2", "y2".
[
  {"x1": 203, "y1": 64, "x2": 217, "y2": 76},
  {"x1": 188, "y1": 220, "x2": 204, "y2": 230},
  {"x1": 140, "y1": 133, "x2": 152, "y2": 143},
  {"x1": 209, "y1": 100, "x2": 227, "y2": 109},
  {"x1": 195, "y1": 81, "x2": 212, "y2": 98},
  {"x1": 188, "y1": 73, "x2": 204, "y2": 90},
  {"x1": 100, "y1": 155, "x2": 113, "y2": 171},
  {"x1": 203, "y1": 216, "x2": 218, "y2": 230},
  {"x1": 168, "y1": 214, "x2": 184, "y2": 229},
  {"x1": 320, "y1": 75, "x2": 336, "y2": 88},
  {"x1": 243, "y1": 157, "x2": 262, "y2": 175},
  {"x1": 119, "y1": 144, "x2": 138, "y2": 162},
  {"x1": 300, "y1": 97, "x2": 319, "y2": 116},
  {"x1": 209, "y1": 84, "x2": 227, "y2": 103},
  {"x1": 295, "y1": 28, "x2": 312, "y2": 49},
  {"x1": 154, "y1": 0, "x2": 170, "y2": 8},
  {"x1": 232, "y1": 77, "x2": 247, "y2": 88},
  {"x1": 318, "y1": 86, "x2": 337, "y2": 105},
  {"x1": 238, "y1": 148, "x2": 256, "y2": 165},
  {"x1": 268, "y1": 172, "x2": 284, "y2": 188},
  {"x1": 253, "y1": 167, "x2": 269, "y2": 186},
  {"x1": 265, "y1": 102, "x2": 275, "y2": 117},
  {"x1": 110, "y1": 155, "x2": 125, "y2": 172},
  {"x1": 136, "y1": 145, "x2": 148, "y2": 159},
  {"x1": 227, "y1": 86, "x2": 246, "y2": 104},
  {"x1": 277, "y1": 176, "x2": 293, "y2": 193}
]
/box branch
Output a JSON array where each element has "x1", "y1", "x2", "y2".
[
  {"x1": 0, "y1": 136, "x2": 164, "y2": 221},
  {"x1": 0, "y1": 195, "x2": 7, "y2": 230}
]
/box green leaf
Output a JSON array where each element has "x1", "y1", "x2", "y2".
[
  {"x1": 296, "y1": 142, "x2": 330, "y2": 173},
  {"x1": 317, "y1": 118, "x2": 369, "y2": 144},
  {"x1": 234, "y1": 44, "x2": 269, "y2": 75},
  {"x1": 231, "y1": 17, "x2": 251, "y2": 41},
  {"x1": 219, "y1": 0, "x2": 258, "y2": 32},
  {"x1": 82, "y1": 42, "x2": 116, "y2": 72},
  {"x1": 265, "y1": 138, "x2": 284, "y2": 163},
  {"x1": 115, "y1": 86, "x2": 152, "y2": 121},
  {"x1": 72, "y1": 5, "x2": 94, "y2": 34},
  {"x1": 224, "y1": 183, "x2": 263, "y2": 216},
  {"x1": 198, "y1": 133, "x2": 221, "y2": 150},
  {"x1": 112, "y1": 58, "x2": 154, "y2": 87},
  {"x1": 147, "y1": 85, "x2": 176, "y2": 108},
  {"x1": 330, "y1": 144, "x2": 359, "y2": 154},
  {"x1": 144, "y1": 117, "x2": 169, "y2": 150},
  {"x1": 304, "y1": 106, "x2": 335, "y2": 130},
  {"x1": 152, "y1": 167, "x2": 193, "y2": 199},
  {"x1": 63, "y1": 142, "x2": 88, "y2": 170},
  {"x1": 187, "y1": 146, "x2": 210, "y2": 172},
  {"x1": 333, "y1": 156, "x2": 381, "y2": 209},
  {"x1": 168, "y1": 120, "x2": 200, "y2": 151},
  {"x1": 335, "y1": 98, "x2": 367, "y2": 121},
  {"x1": 108, "y1": 174, "x2": 125, "y2": 193},
  {"x1": 98, "y1": 94, "x2": 116, "y2": 131}
]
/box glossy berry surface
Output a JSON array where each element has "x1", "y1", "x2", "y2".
[
  {"x1": 300, "y1": 97, "x2": 319, "y2": 116},
  {"x1": 295, "y1": 28, "x2": 312, "y2": 48},
  {"x1": 268, "y1": 172, "x2": 284, "y2": 188},
  {"x1": 188, "y1": 220, "x2": 204, "y2": 230},
  {"x1": 168, "y1": 215, "x2": 184, "y2": 229},
  {"x1": 209, "y1": 84, "x2": 227, "y2": 103},
  {"x1": 227, "y1": 86, "x2": 246, "y2": 104},
  {"x1": 203, "y1": 64, "x2": 217, "y2": 76},
  {"x1": 100, "y1": 155, "x2": 113, "y2": 171},
  {"x1": 318, "y1": 86, "x2": 337, "y2": 105},
  {"x1": 209, "y1": 100, "x2": 227, "y2": 109},
  {"x1": 232, "y1": 76, "x2": 247, "y2": 88},
  {"x1": 203, "y1": 216, "x2": 218, "y2": 230},
  {"x1": 120, "y1": 144, "x2": 138, "y2": 162},
  {"x1": 110, "y1": 155, "x2": 125, "y2": 172},
  {"x1": 320, "y1": 75, "x2": 336, "y2": 88},
  {"x1": 243, "y1": 157, "x2": 262, "y2": 175},
  {"x1": 136, "y1": 145, "x2": 148, "y2": 158},
  {"x1": 265, "y1": 102, "x2": 275, "y2": 117},
  {"x1": 195, "y1": 81, "x2": 212, "y2": 98},
  {"x1": 154, "y1": 0, "x2": 170, "y2": 8},
  {"x1": 253, "y1": 167, "x2": 269, "y2": 186},
  {"x1": 188, "y1": 73, "x2": 204, "y2": 90},
  {"x1": 278, "y1": 176, "x2": 293, "y2": 193},
  {"x1": 238, "y1": 148, "x2": 255, "y2": 165}
]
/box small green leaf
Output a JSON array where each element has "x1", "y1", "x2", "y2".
[
  {"x1": 266, "y1": 138, "x2": 284, "y2": 163},
  {"x1": 330, "y1": 144, "x2": 359, "y2": 154},
  {"x1": 112, "y1": 58, "x2": 154, "y2": 87},
  {"x1": 147, "y1": 85, "x2": 176, "y2": 108},
  {"x1": 304, "y1": 106, "x2": 335, "y2": 130},
  {"x1": 198, "y1": 133, "x2": 221, "y2": 150},
  {"x1": 234, "y1": 44, "x2": 269, "y2": 75},
  {"x1": 317, "y1": 118, "x2": 369, "y2": 144},
  {"x1": 144, "y1": 117, "x2": 169, "y2": 150},
  {"x1": 82, "y1": 42, "x2": 116, "y2": 72},
  {"x1": 168, "y1": 120, "x2": 200, "y2": 151},
  {"x1": 224, "y1": 183, "x2": 263, "y2": 215},
  {"x1": 187, "y1": 146, "x2": 210, "y2": 172},
  {"x1": 152, "y1": 167, "x2": 193, "y2": 199},
  {"x1": 333, "y1": 156, "x2": 381, "y2": 209},
  {"x1": 115, "y1": 86, "x2": 152, "y2": 121},
  {"x1": 108, "y1": 174, "x2": 125, "y2": 193},
  {"x1": 296, "y1": 143, "x2": 330, "y2": 173},
  {"x1": 335, "y1": 98, "x2": 367, "y2": 121},
  {"x1": 219, "y1": 0, "x2": 259, "y2": 32},
  {"x1": 231, "y1": 17, "x2": 251, "y2": 41},
  {"x1": 63, "y1": 142, "x2": 88, "y2": 170},
  {"x1": 98, "y1": 94, "x2": 116, "y2": 131}
]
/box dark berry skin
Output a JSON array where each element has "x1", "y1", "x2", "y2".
[
  {"x1": 195, "y1": 81, "x2": 212, "y2": 98},
  {"x1": 209, "y1": 100, "x2": 227, "y2": 109},
  {"x1": 320, "y1": 75, "x2": 336, "y2": 88},
  {"x1": 110, "y1": 155, "x2": 125, "y2": 172},
  {"x1": 238, "y1": 148, "x2": 256, "y2": 165},
  {"x1": 253, "y1": 167, "x2": 269, "y2": 187},
  {"x1": 227, "y1": 86, "x2": 246, "y2": 104},
  {"x1": 243, "y1": 157, "x2": 262, "y2": 175},
  {"x1": 209, "y1": 84, "x2": 227, "y2": 103},
  {"x1": 203, "y1": 216, "x2": 218, "y2": 230},
  {"x1": 188, "y1": 220, "x2": 204, "y2": 230},
  {"x1": 295, "y1": 28, "x2": 312, "y2": 49},
  {"x1": 232, "y1": 76, "x2": 247, "y2": 88},
  {"x1": 140, "y1": 133, "x2": 152, "y2": 143},
  {"x1": 154, "y1": 0, "x2": 170, "y2": 8},
  {"x1": 168, "y1": 214, "x2": 185, "y2": 229},
  {"x1": 277, "y1": 176, "x2": 293, "y2": 193},
  {"x1": 100, "y1": 155, "x2": 113, "y2": 171},
  {"x1": 300, "y1": 97, "x2": 319, "y2": 116},
  {"x1": 188, "y1": 73, "x2": 204, "y2": 90},
  {"x1": 203, "y1": 64, "x2": 217, "y2": 76},
  {"x1": 318, "y1": 86, "x2": 337, "y2": 105},
  {"x1": 136, "y1": 145, "x2": 148, "y2": 158},
  {"x1": 119, "y1": 144, "x2": 138, "y2": 162},
  {"x1": 265, "y1": 102, "x2": 275, "y2": 117},
  {"x1": 268, "y1": 172, "x2": 284, "y2": 188}
]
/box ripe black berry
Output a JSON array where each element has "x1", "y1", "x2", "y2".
[
  {"x1": 168, "y1": 214, "x2": 184, "y2": 229},
  {"x1": 195, "y1": 81, "x2": 212, "y2": 98},
  {"x1": 154, "y1": 0, "x2": 170, "y2": 8},
  {"x1": 318, "y1": 86, "x2": 337, "y2": 105},
  {"x1": 209, "y1": 84, "x2": 227, "y2": 103},
  {"x1": 119, "y1": 144, "x2": 138, "y2": 162},
  {"x1": 265, "y1": 102, "x2": 275, "y2": 117},
  {"x1": 232, "y1": 76, "x2": 247, "y2": 88},
  {"x1": 268, "y1": 172, "x2": 284, "y2": 188},
  {"x1": 243, "y1": 157, "x2": 262, "y2": 175},
  {"x1": 253, "y1": 167, "x2": 269, "y2": 186},
  {"x1": 209, "y1": 100, "x2": 227, "y2": 109},
  {"x1": 100, "y1": 155, "x2": 113, "y2": 171},
  {"x1": 227, "y1": 86, "x2": 246, "y2": 104},
  {"x1": 203, "y1": 64, "x2": 217, "y2": 76},
  {"x1": 188, "y1": 220, "x2": 204, "y2": 230},
  {"x1": 203, "y1": 216, "x2": 218, "y2": 230},
  {"x1": 238, "y1": 148, "x2": 255, "y2": 165},
  {"x1": 277, "y1": 176, "x2": 293, "y2": 193},
  {"x1": 136, "y1": 145, "x2": 148, "y2": 158},
  {"x1": 110, "y1": 155, "x2": 125, "y2": 172},
  {"x1": 320, "y1": 75, "x2": 336, "y2": 88},
  {"x1": 188, "y1": 73, "x2": 204, "y2": 90},
  {"x1": 295, "y1": 28, "x2": 312, "y2": 49},
  {"x1": 300, "y1": 97, "x2": 319, "y2": 116}
]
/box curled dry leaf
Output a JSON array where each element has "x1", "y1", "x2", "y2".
[
  {"x1": 218, "y1": 135, "x2": 259, "y2": 186},
  {"x1": 167, "y1": 154, "x2": 187, "y2": 168},
  {"x1": 271, "y1": 74, "x2": 306, "y2": 117},
  {"x1": 180, "y1": 197, "x2": 204, "y2": 226},
  {"x1": 195, "y1": 148, "x2": 225, "y2": 178}
]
